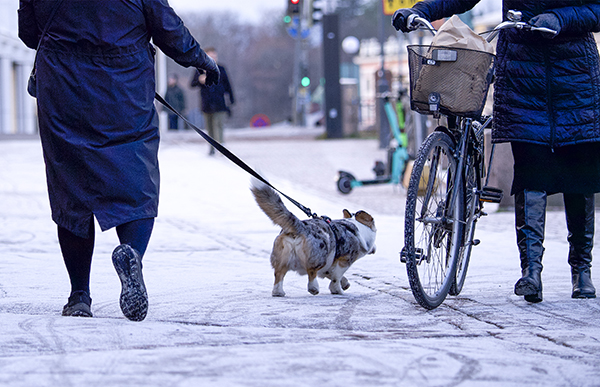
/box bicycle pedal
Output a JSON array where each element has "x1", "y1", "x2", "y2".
[
  {"x1": 400, "y1": 247, "x2": 408, "y2": 263},
  {"x1": 480, "y1": 186, "x2": 503, "y2": 203},
  {"x1": 400, "y1": 247, "x2": 426, "y2": 263}
]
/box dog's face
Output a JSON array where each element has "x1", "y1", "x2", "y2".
[{"x1": 342, "y1": 209, "x2": 377, "y2": 255}]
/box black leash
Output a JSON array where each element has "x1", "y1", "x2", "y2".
[{"x1": 155, "y1": 92, "x2": 318, "y2": 219}]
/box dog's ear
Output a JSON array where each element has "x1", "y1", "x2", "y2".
[
  {"x1": 343, "y1": 209, "x2": 352, "y2": 218},
  {"x1": 355, "y1": 210, "x2": 375, "y2": 228}
]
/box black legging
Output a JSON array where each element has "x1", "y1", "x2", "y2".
[{"x1": 58, "y1": 217, "x2": 154, "y2": 293}]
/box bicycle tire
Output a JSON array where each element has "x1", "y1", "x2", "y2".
[
  {"x1": 404, "y1": 131, "x2": 463, "y2": 309},
  {"x1": 449, "y1": 155, "x2": 479, "y2": 296}
]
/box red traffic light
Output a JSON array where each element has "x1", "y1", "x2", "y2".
[{"x1": 287, "y1": 0, "x2": 302, "y2": 15}]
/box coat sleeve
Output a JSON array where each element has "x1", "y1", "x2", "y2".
[
  {"x1": 412, "y1": 0, "x2": 481, "y2": 22},
  {"x1": 549, "y1": 3, "x2": 600, "y2": 35},
  {"x1": 142, "y1": 0, "x2": 213, "y2": 69},
  {"x1": 18, "y1": 0, "x2": 40, "y2": 49}
]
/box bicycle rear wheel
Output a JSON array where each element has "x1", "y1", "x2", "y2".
[
  {"x1": 404, "y1": 131, "x2": 463, "y2": 309},
  {"x1": 449, "y1": 156, "x2": 479, "y2": 296}
]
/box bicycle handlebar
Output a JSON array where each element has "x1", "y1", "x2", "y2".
[
  {"x1": 405, "y1": 13, "x2": 558, "y2": 42},
  {"x1": 485, "y1": 21, "x2": 557, "y2": 42},
  {"x1": 406, "y1": 14, "x2": 436, "y2": 35}
]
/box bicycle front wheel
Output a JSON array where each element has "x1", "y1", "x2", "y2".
[
  {"x1": 449, "y1": 155, "x2": 479, "y2": 296},
  {"x1": 404, "y1": 131, "x2": 464, "y2": 309}
]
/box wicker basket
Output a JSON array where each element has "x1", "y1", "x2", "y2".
[{"x1": 407, "y1": 45, "x2": 495, "y2": 117}]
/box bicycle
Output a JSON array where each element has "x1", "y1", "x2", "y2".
[{"x1": 400, "y1": 11, "x2": 557, "y2": 309}]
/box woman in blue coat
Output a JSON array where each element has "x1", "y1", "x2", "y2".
[
  {"x1": 18, "y1": 0, "x2": 219, "y2": 320},
  {"x1": 393, "y1": 1, "x2": 600, "y2": 303}
]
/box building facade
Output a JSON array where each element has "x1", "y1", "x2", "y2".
[{"x1": 2, "y1": 0, "x2": 36, "y2": 135}]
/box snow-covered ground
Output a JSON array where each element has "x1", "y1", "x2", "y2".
[{"x1": 1, "y1": 128, "x2": 599, "y2": 386}]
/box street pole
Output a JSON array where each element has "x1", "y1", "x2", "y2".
[
  {"x1": 322, "y1": 13, "x2": 343, "y2": 138},
  {"x1": 377, "y1": 0, "x2": 390, "y2": 149},
  {"x1": 292, "y1": 25, "x2": 302, "y2": 126}
]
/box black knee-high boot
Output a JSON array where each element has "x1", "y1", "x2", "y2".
[
  {"x1": 564, "y1": 193, "x2": 596, "y2": 299},
  {"x1": 514, "y1": 190, "x2": 546, "y2": 303}
]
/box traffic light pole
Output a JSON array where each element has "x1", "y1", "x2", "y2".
[
  {"x1": 292, "y1": 25, "x2": 301, "y2": 126},
  {"x1": 287, "y1": 0, "x2": 321, "y2": 127}
]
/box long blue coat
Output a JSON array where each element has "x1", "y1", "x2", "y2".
[
  {"x1": 411, "y1": 0, "x2": 600, "y2": 148},
  {"x1": 18, "y1": 0, "x2": 214, "y2": 238}
]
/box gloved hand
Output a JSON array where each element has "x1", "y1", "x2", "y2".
[
  {"x1": 529, "y1": 13, "x2": 561, "y2": 39},
  {"x1": 204, "y1": 66, "x2": 220, "y2": 86},
  {"x1": 197, "y1": 53, "x2": 220, "y2": 86},
  {"x1": 392, "y1": 8, "x2": 425, "y2": 32}
]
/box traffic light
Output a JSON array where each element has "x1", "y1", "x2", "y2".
[
  {"x1": 287, "y1": 0, "x2": 303, "y2": 16},
  {"x1": 300, "y1": 63, "x2": 310, "y2": 87},
  {"x1": 309, "y1": 0, "x2": 324, "y2": 25}
]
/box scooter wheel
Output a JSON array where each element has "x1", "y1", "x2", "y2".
[{"x1": 337, "y1": 175, "x2": 354, "y2": 194}]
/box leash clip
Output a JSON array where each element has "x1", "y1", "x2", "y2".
[{"x1": 320, "y1": 215, "x2": 332, "y2": 224}]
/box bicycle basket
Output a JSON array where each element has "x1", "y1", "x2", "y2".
[{"x1": 407, "y1": 45, "x2": 495, "y2": 117}]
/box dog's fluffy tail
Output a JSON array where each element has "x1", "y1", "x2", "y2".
[{"x1": 251, "y1": 177, "x2": 304, "y2": 234}]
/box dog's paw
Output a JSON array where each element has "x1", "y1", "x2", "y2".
[
  {"x1": 341, "y1": 276, "x2": 350, "y2": 291},
  {"x1": 308, "y1": 284, "x2": 320, "y2": 295},
  {"x1": 329, "y1": 279, "x2": 344, "y2": 295},
  {"x1": 272, "y1": 283, "x2": 285, "y2": 297}
]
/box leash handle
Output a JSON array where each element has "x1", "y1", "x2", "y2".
[{"x1": 155, "y1": 93, "x2": 317, "y2": 219}]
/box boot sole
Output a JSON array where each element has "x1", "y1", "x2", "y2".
[
  {"x1": 515, "y1": 278, "x2": 543, "y2": 303},
  {"x1": 524, "y1": 293, "x2": 543, "y2": 303},
  {"x1": 62, "y1": 302, "x2": 93, "y2": 317},
  {"x1": 572, "y1": 292, "x2": 596, "y2": 299},
  {"x1": 112, "y1": 244, "x2": 148, "y2": 321},
  {"x1": 514, "y1": 278, "x2": 539, "y2": 296}
]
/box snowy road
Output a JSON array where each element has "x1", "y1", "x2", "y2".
[{"x1": 1, "y1": 130, "x2": 599, "y2": 386}]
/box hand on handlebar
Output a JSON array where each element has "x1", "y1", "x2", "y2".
[
  {"x1": 529, "y1": 13, "x2": 561, "y2": 39},
  {"x1": 392, "y1": 8, "x2": 426, "y2": 33}
]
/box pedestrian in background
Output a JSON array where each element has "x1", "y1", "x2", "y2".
[
  {"x1": 18, "y1": 0, "x2": 219, "y2": 320},
  {"x1": 393, "y1": 0, "x2": 600, "y2": 303},
  {"x1": 191, "y1": 47, "x2": 234, "y2": 155},
  {"x1": 165, "y1": 74, "x2": 186, "y2": 130}
]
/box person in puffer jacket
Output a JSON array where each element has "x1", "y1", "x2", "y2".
[{"x1": 393, "y1": 0, "x2": 600, "y2": 303}]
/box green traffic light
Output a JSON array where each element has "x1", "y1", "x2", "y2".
[
  {"x1": 284, "y1": 15, "x2": 291, "y2": 23},
  {"x1": 301, "y1": 76, "x2": 310, "y2": 87}
]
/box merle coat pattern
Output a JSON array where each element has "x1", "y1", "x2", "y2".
[{"x1": 251, "y1": 179, "x2": 376, "y2": 296}]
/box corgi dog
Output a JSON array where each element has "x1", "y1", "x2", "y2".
[{"x1": 251, "y1": 178, "x2": 376, "y2": 296}]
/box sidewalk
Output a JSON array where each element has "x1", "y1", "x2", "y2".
[{"x1": 1, "y1": 129, "x2": 599, "y2": 386}]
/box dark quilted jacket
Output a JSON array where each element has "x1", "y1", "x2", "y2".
[{"x1": 412, "y1": 0, "x2": 600, "y2": 148}]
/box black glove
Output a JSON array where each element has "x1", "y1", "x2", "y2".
[
  {"x1": 197, "y1": 53, "x2": 220, "y2": 87},
  {"x1": 529, "y1": 13, "x2": 561, "y2": 39},
  {"x1": 392, "y1": 8, "x2": 425, "y2": 32},
  {"x1": 204, "y1": 66, "x2": 220, "y2": 87}
]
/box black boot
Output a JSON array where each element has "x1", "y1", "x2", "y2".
[
  {"x1": 514, "y1": 190, "x2": 546, "y2": 303},
  {"x1": 565, "y1": 193, "x2": 596, "y2": 299}
]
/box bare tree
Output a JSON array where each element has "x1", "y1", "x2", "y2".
[{"x1": 165, "y1": 11, "x2": 296, "y2": 128}]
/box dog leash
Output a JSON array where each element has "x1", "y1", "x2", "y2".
[{"x1": 155, "y1": 92, "x2": 320, "y2": 220}]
